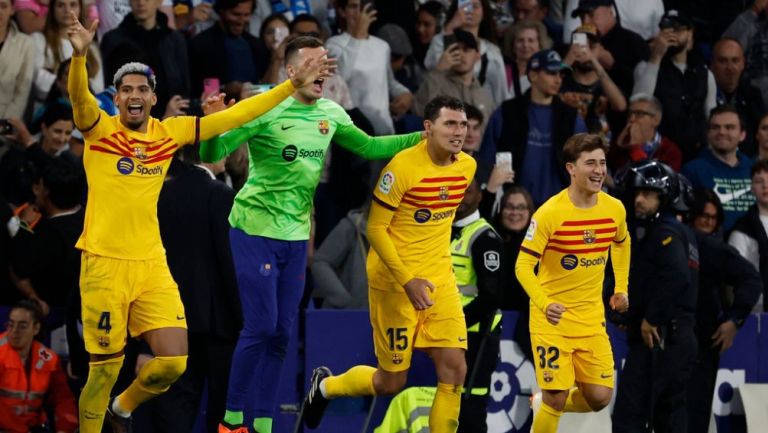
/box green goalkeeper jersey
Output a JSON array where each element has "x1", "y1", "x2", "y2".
[{"x1": 200, "y1": 97, "x2": 421, "y2": 241}]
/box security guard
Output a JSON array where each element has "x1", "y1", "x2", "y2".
[
  {"x1": 612, "y1": 160, "x2": 699, "y2": 433},
  {"x1": 450, "y1": 178, "x2": 504, "y2": 433}
]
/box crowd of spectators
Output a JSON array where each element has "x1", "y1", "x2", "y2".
[{"x1": 1, "y1": 0, "x2": 768, "y2": 432}]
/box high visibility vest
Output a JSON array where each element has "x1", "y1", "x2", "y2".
[
  {"x1": 0, "y1": 332, "x2": 61, "y2": 432},
  {"x1": 374, "y1": 387, "x2": 435, "y2": 433},
  {"x1": 450, "y1": 218, "x2": 502, "y2": 333}
]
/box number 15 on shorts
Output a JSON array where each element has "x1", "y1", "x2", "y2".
[{"x1": 387, "y1": 327, "x2": 408, "y2": 351}]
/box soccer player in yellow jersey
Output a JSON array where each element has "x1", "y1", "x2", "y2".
[
  {"x1": 65, "y1": 13, "x2": 332, "y2": 433},
  {"x1": 515, "y1": 133, "x2": 631, "y2": 433},
  {"x1": 301, "y1": 96, "x2": 476, "y2": 433}
]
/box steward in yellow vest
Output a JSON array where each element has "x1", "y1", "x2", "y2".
[{"x1": 450, "y1": 179, "x2": 504, "y2": 433}]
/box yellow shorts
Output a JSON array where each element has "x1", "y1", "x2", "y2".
[
  {"x1": 79, "y1": 252, "x2": 186, "y2": 354},
  {"x1": 530, "y1": 333, "x2": 614, "y2": 390},
  {"x1": 369, "y1": 284, "x2": 467, "y2": 372}
]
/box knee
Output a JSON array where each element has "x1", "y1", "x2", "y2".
[
  {"x1": 584, "y1": 388, "x2": 612, "y2": 411},
  {"x1": 542, "y1": 390, "x2": 568, "y2": 412},
  {"x1": 142, "y1": 356, "x2": 187, "y2": 387},
  {"x1": 373, "y1": 371, "x2": 407, "y2": 395}
]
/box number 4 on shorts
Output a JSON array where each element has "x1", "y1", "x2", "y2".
[{"x1": 97, "y1": 311, "x2": 112, "y2": 332}]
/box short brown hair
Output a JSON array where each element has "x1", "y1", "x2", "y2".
[
  {"x1": 285, "y1": 35, "x2": 324, "y2": 66},
  {"x1": 752, "y1": 158, "x2": 768, "y2": 178},
  {"x1": 562, "y1": 133, "x2": 609, "y2": 164}
]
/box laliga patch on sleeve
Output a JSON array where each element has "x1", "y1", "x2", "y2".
[
  {"x1": 525, "y1": 219, "x2": 537, "y2": 241},
  {"x1": 483, "y1": 251, "x2": 500, "y2": 271},
  {"x1": 378, "y1": 171, "x2": 395, "y2": 194}
]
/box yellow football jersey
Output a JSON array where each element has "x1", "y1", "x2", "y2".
[
  {"x1": 367, "y1": 140, "x2": 477, "y2": 291},
  {"x1": 75, "y1": 115, "x2": 197, "y2": 259},
  {"x1": 518, "y1": 189, "x2": 629, "y2": 336}
]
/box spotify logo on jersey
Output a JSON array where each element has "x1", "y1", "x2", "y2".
[
  {"x1": 282, "y1": 145, "x2": 298, "y2": 162},
  {"x1": 561, "y1": 254, "x2": 578, "y2": 270},
  {"x1": 117, "y1": 157, "x2": 134, "y2": 175}
]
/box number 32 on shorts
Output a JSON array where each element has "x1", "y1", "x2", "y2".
[{"x1": 536, "y1": 345, "x2": 560, "y2": 369}]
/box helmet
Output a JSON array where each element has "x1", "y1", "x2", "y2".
[
  {"x1": 619, "y1": 160, "x2": 679, "y2": 205},
  {"x1": 670, "y1": 173, "x2": 694, "y2": 213}
]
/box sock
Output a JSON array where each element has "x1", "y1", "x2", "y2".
[
  {"x1": 223, "y1": 410, "x2": 244, "y2": 426},
  {"x1": 323, "y1": 365, "x2": 377, "y2": 397},
  {"x1": 78, "y1": 356, "x2": 123, "y2": 433},
  {"x1": 429, "y1": 382, "x2": 462, "y2": 433},
  {"x1": 532, "y1": 402, "x2": 563, "y2": 433},
  {"x1": 252, "y1": 417, "x2": 273, "y2": 433},
  {"x1": 563, "y1": 387, "x2": 592, "y2": 413},
  {"x1": 115, "y1": 355, "x2": 187, "y2": 414}
]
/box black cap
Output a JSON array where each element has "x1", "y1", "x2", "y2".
[
  {"x1": 453, "y1": 29, "x2": 479, "y2": 51},
  {"x1": 527, "y1": 49, "x2": 570, "y2": 73},
  {"x1": 571, "y1": 0, "x2": 613, "y2": 18},
  {"x1": 659, "y1": 9, "x2": 693, "y2": 30}
]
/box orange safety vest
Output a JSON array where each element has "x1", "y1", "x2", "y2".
[{"x1": 0, "y1": 331, "x2": 62, "y2": 433}]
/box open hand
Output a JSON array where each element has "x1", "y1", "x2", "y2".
[
  {"x1": 290, "y1": 50, "x2": 336, "y2": 89},
  {"x1": 66, "y1": 11, "x2": 98, "y2": 56},
  {"x1": 404, "y1": 278, "x2": 435, "y2": 310},
  {"x1": 202, "y1": 92, "x2": 235, "y2": 115},
  {"x1": 711, "y1": 320, "x2": 738, "y2": 353},
  {"x1": 641, "y1": 318, "x2": 660, "y2": 349}
]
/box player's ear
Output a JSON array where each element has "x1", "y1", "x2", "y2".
[
  {"x1": 151, "y1": 93, "x2": 157, "y2": 107},
  {"x1": 286, "y1": 63, "x2": 295, "y2": 79},
  {"x1": 423, "y1": 119, "x2": 433, "y2": 136},
  {"x1": 565, "y1": 161, "x2": 575, "y2": 176}
]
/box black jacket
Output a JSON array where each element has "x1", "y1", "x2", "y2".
[
  {"x1": 493, "y1": 91, "x2": 579, "y2": 189},
  {"x1": 694, "y1": 231, "x2": 761, "y2": 343},
  {"x1": 627, "y1": 215, "x2": 699, "y2": 338},
  {"x1": 101, "y1": 12, "x2": 191, "y2": 118},
  {"x1": 599, "y1": 24, "x2": 650, "y2": 97},
  {"x1": 157, "y1": 163, "x2": 241, "y2": 339},
  {"x1": 732, "y1": 205, "x2": 768, "y2": 311},
  {"x1": 654, "y1": 51, "x2": 710, "y2": 161},
  {"x1": 11, "y1": 208, "x2": 84, "y2": 308},
  {"x1": 188, "y1": 23, "x2": 270, "y2": 98}
]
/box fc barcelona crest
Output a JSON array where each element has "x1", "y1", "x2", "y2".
[
  {"x1": 134, "y1": 147, "x2": 147, "y2": 160},
  {"x1": 318, "y1": 120, "x2": 330, "y2": 135},
  {"x1": 583, "y1": 229, "x2": 596, "y2": 244},
  {"x1": 439, "y1": 186, "x2": 449, "y2": 201},
  {"x1": 392, "y1": 353, "x2": 403, "y2": 365}
]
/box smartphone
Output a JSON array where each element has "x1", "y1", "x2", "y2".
[
  {"x1": 496, "y1": 151, "x2": 512, "y2": 172},
  {"x1": 360, "y1": 0, "x2": 375, "y2": 11},
  {"x1": 0, "y1": 119, "x2": 13, "y2": 135},
  {"x1": 572, "y1": 32, "x2": 588, "y2": 46},
  {"x1": 274, "y1": 26, "x2": 289, "y2": 47},
  {"x1": 203, "y1": 78, "x2": 220, "y2": 97},
  {"x1": 458, "y1": 0, "x2": 473, "y2": 13}
]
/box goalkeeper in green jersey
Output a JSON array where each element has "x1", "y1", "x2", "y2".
[{"x1": 201, "y1": 35, "x2": 423, "y2": 433}]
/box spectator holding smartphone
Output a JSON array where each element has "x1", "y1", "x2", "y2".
[{"x1": 426, "y1": 0, "x2": 508, "y2": 105}]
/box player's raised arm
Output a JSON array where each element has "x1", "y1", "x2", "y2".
[
  {"x1": 66, "y1": 12, "x2": 101, "y2": 132},
  {"x1": 198, "y1": 52, "x2": 335, "y2": 142},
  {"x1": 333, "y1": 122, "x2": 424, "y2": 160}
]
